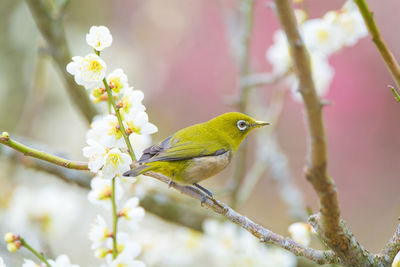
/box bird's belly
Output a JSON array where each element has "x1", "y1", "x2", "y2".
[{"x1": 180, "y1": 152, "x2": 231, "y2": 184}]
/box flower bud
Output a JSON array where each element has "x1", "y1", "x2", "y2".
[
  {"x1": 7, "y1": 243, "x2": 19, "y2": 253},
  {"x1": 4, "y1": 232, "x2": 15, "y2": 243}
]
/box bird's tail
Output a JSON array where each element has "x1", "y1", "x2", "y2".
[{"x1": 123, "y1": 164, "x2": 154, "y2": 177}]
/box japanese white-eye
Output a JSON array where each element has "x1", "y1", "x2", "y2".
[{"x1": 124, "y1": 112, "x2": 269, "y2": 199}]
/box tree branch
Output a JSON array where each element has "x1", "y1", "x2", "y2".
[
  {"x1": 274, "y1": 0, "x2": 376, "y2": 265},
  {"x1": 25, "y1": 0, "x2": 97, "y2": 123},
  {"x1": 0, "y1": 134, "x2": 212, "y2": 231},
  {"x1": 354, "y1": 0, "x2": 400, "y2": 91},
  {"x1": 144, "y1": 171, "x2": 339, "y2": 265},
  {"x1": 0, "y1": 132, "x2": 88, "y2": 170},
  {"x1": 230, "y1": 0, "x2": 256, "y2": 208}
]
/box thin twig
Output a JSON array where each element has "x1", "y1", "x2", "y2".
[
  {"x1": 103, "y1": 79, "x2": 137, "y2": 162},
  {"x1": 20, "y1": 238, "x2": 52, "y2": 267},
  {"x1": 0, "y1": 135, "x2": 214, "y2": 230},
  {"x1": 143, "y1": 171, "x2": 339, "y2": 265},
  {"x1": 0, "y1": 132, "x2": 88, "y2": 170},
  {"x1": 111, "y1": 177, "x2": 118, "y2": 259},
  {"x1": 354, "y1": 0, "x2": 400, "y2": 91},
  {"x1": 230, "y1": 0, "x2": 256, "y2": 208},
  {"x1": 25, "y1": 0, "x2": 97, "y2": 122}
]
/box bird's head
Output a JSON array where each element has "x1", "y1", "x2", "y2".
[{"x1": 207, "y1": 112, "x2": 269, "y2": 151}]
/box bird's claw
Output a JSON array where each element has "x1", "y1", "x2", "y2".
[{"x1": 168, "y1": 180, "x2": 175, "y2": 188}]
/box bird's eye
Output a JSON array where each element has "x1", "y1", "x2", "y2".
[{"x1": 237, "y1": 120, "x2": 247, "y2": 131}]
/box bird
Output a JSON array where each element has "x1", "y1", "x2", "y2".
[{"x1": 123, "y1": 112, "x2": 269, "y2": 203}]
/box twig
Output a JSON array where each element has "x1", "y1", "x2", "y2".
[
  {"x1": 143, "y1": 171, "x2": 339, "y2": 265},
  {"x1": 20, "y1": 238, "x2": 52, "y2": 267},
  {"x1": 237, "y1": 86, "x2": 307, "y2": 221},
  {"x1": 274, "y1": 0, "x2": 375, "y2": 265},
  {"x1": 0, "y1": 135, "x2": 213, "y2": 230},
  {"x1": 240, "y1": 72, "x2": 289, "y2": 89},
  {"x1": 111, "y1": 178, "x2": 118, "y2": 259},
  {"x1": 230, "y1": 0, "x2": 256, "y2": 208},
  {"x1": 390, "y1": 86, "x2": 400, "y2": 102},
  {"x1": 25, "y1": 0, "x2": 97, "y2": 123},
  {"x1": 103, "y1": 78, "x2": 137, "y2": 161},
  {"x1": 309, "y1": 214, "x2": 375, "y2": 266},
  {"x1": 0, "y1": 132, "x2": 88, "y2": 170},
  {"x1": 354, "y1": 0, "x2": 400, "y2": 91}
]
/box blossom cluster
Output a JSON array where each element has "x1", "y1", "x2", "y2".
[
  {"x1": 68, "y1": 26, "x2": 153, "y2": 266},
  {"x1": 135, "y1": 219, "x2": 297, "y2": 267},
  {"x1": 266, "y1": 0, "x2": 367, "y2": 100}
]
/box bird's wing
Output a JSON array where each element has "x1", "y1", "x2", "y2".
[{"x1": 137, "y1": 136, "x2": 227, "y2": 163}]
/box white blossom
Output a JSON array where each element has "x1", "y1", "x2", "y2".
[
  {"x1": 102, "y1": 148, "x2": 132, "y2": 179},
  {"x1": 266, "y1": 30, "x2": 291, "y2": 76},
  {"x1": 83, "y1": 139, "x2": 106, "y2": 173},
  {"x1": 288, "y1": 222, "x2": 312, "y2": 247},
  {"x1": 87, "y1": 115, "x2": 126, "y2": 149},
  {"x1": 88, "y1": 175, "x2": 124, "y2": 208},
  {"x1": 66, "y1": 54, "x2": 107, "y2": 89},
  {"x1": 107, "y1": 68, "x2": 130, "y2": 94},
  {"x1": 86, "y1": 26, "x2": 113, "y2": 51},
  {"x1": 89, "y1": 215, "x2": 111, "y2": 249},
  {"x1": 5, "y1": 186, "x2": 79, "y2": 238},
  {"x1": 106, "y1": 233, "x2": 142, "y2": 262},
  {"x1": 119, "y1": 197, "x2": 145, "y2": 230},
  {"x1": 124, "y1": 111, "x2": 158, "y2": 136},
  {"x1": 48, "y1": 254, "x2": 80, "y2": 267},
  {"x1": 302, "y1": 18, "x2": 343, "y2": 55},
  {"x1": 338, "y1": 6, "x2": 367, "y2": 46},
  {"x1": 119, "y1": 89, "x2": 146, "y2": 117},
  {"x1": 0, "y1": 257, "x2": 5, "y2": 267},
  {"x1": 289, "y1": 52, "x2": 334, "y2": 100},
  {"x1": 128, "y1": 133, "x2": 152, "y2": 162}
]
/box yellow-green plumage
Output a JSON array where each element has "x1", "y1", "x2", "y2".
[{"x1": 124, "y1": 112, "x2": 268, "y2": 185}]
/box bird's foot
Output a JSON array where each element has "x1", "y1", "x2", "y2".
[
  {"x1": 168, "y1": 180, "x2": 176, "y2": 188},
  {"x1": 193, "y1": 183, "x2": 214, "y2": 207}
]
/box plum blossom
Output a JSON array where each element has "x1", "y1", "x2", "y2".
[
  {"x1": 107, "y1": 69, "x2": 130, "y2": 94},
  {"x1": 86, "y1": 115, "x2": 126, "y2": 149},
  {"x1": 86, "y1": 26, "x2": 113, "y2": 51},
  {"x1": 288, "y1": 222, "x2": 312, "y2": 247},
  {"x1": 83, "y1": 139, "x2": 106, "y2": 173},
  {"x1": 124, "y1": 111, "x2": 158, "y2": 136},
  {"x1": 102, "y1": 148, "x2": 132, "y2": 179},
  {"x1": 88, "y1": 175, "x2": 124, "y2": 208},
  {"x1": 89, "y1": 215, "x2": 111, "y2": 249},
  {"x1": 66, "y1": 54, "x2": 107, "y2": 89},
  {"x1": 119, "y1": 197, "x2": 145, "y2": 230}
]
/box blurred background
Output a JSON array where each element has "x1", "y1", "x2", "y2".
[{"x1": 0, "y1": 0, "x2": 400, "y2": 266}]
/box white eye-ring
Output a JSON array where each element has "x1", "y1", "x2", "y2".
[{"x1": 237, "y1": 120, "x2": 247, "y2": 131}]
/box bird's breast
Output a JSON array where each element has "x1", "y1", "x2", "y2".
[{"x1": 180, "y1": 151, "x2": 232, "y2": 184}]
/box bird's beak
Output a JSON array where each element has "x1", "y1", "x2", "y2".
[{"x1": 251, "y1": 121, "x2": 270, "y2": 128}]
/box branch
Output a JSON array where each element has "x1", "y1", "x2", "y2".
[
  {"x1": 25, "y1": 0, "x2": 97, "y2": 123},
  {"x1": 309, "y1": 214, "x2": 375, "y2": 266},
  {"x1": 274, "y1": 0, "x2": 375, "y2": 265},
  {"x1": 230, "y1": 0, "x2": 256, "y2": 208},
  {"x1": 0, "y1": 132, "x2": 88, "y2": 170},
  {"x1": 354, "y1": 0, "x2": 400, "y2": 91},
  {"x1": 0, "y1": 134, "x2": 212, "y2": 230},
  {"x1": 143, "y1": 171, "x2": 339, "y2": 265}
]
